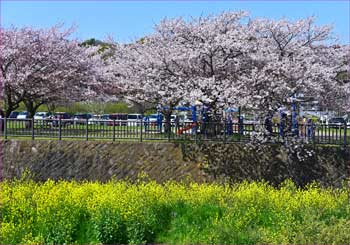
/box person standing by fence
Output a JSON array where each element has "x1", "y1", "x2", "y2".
[
  {"x1": 298, "y1": 116, "x2": 307, "y2": 138},
  {"x1": 238, "y1": 115, "x2": 244, "y2": 135},
  {"x1": 307, "y1": 118, "x2": 314, "y2": 140},
  {"x1": 280, "y1": 113, "x2": 290, "y2": 137},
  {"x1": 226, "y1": 114, "x2": 233, "y2": 135},
  {"x1": 264, "y1": 114, "x2": 273, "y2": 135}
]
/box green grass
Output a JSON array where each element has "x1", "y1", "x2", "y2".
[{"x1": 1, "y1": 179, "x2": 350, "y2": 244}]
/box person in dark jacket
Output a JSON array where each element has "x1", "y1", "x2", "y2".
[
  {"x1": 280, "y1": 112, "x2": 291, "y2": 137},
  {"x1": 307, "y1": 118, "x2": 314, "y2": 140},
  {"x1": 264, "y1": 114, "x2": 273, "y2": 134}
]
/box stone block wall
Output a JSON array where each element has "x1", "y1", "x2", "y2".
[{"x1": 1, "y1": 139, "x2": 349, "y2": 187}]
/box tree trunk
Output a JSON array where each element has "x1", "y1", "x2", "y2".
[
  {"x1": 4, "y1": 93, "x2": 20, "y2": 117},
  {"x1": 47, "y1": 102, "x2": 56, "y2": 114},
  {"x1": 135, "y1": 102, "x2": 146, "y2": 115},
  {"x1": 25, "y1": 100, "x2": 36, "y2": 119},
  {"x1": 24, "y1": 100, "x2": 44, "y2": 129},
  {"x1": 202, "y1": 101, "x2": 222, "y2": 137},
  {"x1": 5, "y1": 103, "x2": 16, "y2": 118}
]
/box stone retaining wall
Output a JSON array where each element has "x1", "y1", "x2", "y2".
[{"x1": 1, "y1": 139, "x2": 349, "y2": 187}]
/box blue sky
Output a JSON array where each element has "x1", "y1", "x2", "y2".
[{"x1": 2, "y1": 1, "x2": 349, "y2": 43}]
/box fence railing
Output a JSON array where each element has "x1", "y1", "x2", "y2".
[{"x1": 0, "y1": 118, "x2": 348, "y2": 146}]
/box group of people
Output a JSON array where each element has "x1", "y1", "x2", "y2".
[
  {"x1": 0, "y1": 108, "x2": 317, "y2": 139},
  {"x1": 225, "y1": 114, "x2": 244, "y2": 135},
  {"x1": 264, "y1": 112, "x2": 315, "y2": 138}
]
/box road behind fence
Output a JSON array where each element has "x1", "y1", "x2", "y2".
[{"x1": 0, "y1": 118, "x2": 348, "y2": 146}]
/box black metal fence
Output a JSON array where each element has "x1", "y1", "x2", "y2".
[{"x1": 0, "y1": 118, "x2": 348, "y2": 146}]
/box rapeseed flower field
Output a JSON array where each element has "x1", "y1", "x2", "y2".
[{"x1": 1, "y1": 178, "x2": 349, "y2": 244}]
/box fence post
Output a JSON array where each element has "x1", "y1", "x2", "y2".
[
  {"x1": 312, "y1": 124, "x2": 316, "y2": 147},
  {"x1": 195, "y1": 121, "x2": 201, "y2": 144},
  {"x1": 223, "y1": 121, "x2": 226, "y2": 144},
  {"x1": 31, "y1": 117, "x2": 35, "y2": 140},
  {"x1": 238, "y1": 122, "x2": 241, "y2": 142},
  {"x1": 195, "y1": 122, "x2": 198, "y2": 143},
  {"x1": 112, "y1": 119, "x2": 116, "y2": 142},
  {"x1": 167, "y1": 120, "x2": 171, "y2": 142},
  {"x1": 140, "y1": 118, "x2": 143, "y2": 142},
  {"x1": 86, "y1": 118, "x2": 89, "y2": 141},
  {"x1": 59, "y1": 118, "x2": 62, "y2": 140},
  {"x1": 344, "y1": 121, "x2": 347, "y2": 147},
  {"x1": 4, "y1": 117, "x2": 7, "y2": 139}
]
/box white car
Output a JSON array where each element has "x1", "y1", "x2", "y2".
[
  {"x1": 148, "y1": 114, "x2": 160, "y2": 124},
  {"x1": 127, "y1": 114, "x2": 143, "y2": 126},
  {"x1": 17, "y1": 111, "x2": 28, "y2": 119},
  {"x1": 34, "y1": 112, "x2": 51, "y2": 120},
  {"x1": 34, "y1": 112, "x2": 52, "y2": 126}
]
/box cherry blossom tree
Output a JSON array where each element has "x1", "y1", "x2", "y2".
[
  {"x1": 109, "y1": 11, "x2": 256, "y2": 127},
  {"x1": 149, "y1": 12, "x2": 253, "y2": 112},
  {"x1": 108, "y1": 36, "x2": 195, "y2": 129},
  {"x1": 236, "y1": 17, "x2": 349, "y2": 116},
  {"x1": 0, "y1": 25, "x2": 107, "y2": 117},
  {"x1": 109, "y1": 12, "x2": 348, "y2": 124}
]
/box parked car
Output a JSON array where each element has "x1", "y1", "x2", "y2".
[
  {"x1": 127, "y1": 114, "x2": 143, "y2": 126},
  {"x1": 146, "y1": 114, "x2": 162, "y2": 126},
  {"x1": 74, "y1": 113, "x2": 92, "y2": 125},
  {"x1": 99, "y1": 114, "x2": 111, "y2": 126},
  {"x1": 52, "y1": 112, "x2": 72, "y2": 127},
  {"x1": 34, "y1": 112, "x2": 52, "y2": 120},
  {"x1": 328, "y1": 117, "x2": 347, "y2": 128},
  {"x1": 9, "y1": 111, "x2": 20, "y2": 119},
  {"x1": 108, "y1": 113, "x2": 128, "y2": 126},
  {"x1": 34, "y1": 112, "x2": 52, "y2": 126},
  {"x1": 101, "y1": 114, "x2": 110, "y2": 120},
  {"x1": 16, "y1": 111, "x2": 28, "y2": 119},
  {"x1": 88, "y1": 114, "x2": 102, "y2": 125}
]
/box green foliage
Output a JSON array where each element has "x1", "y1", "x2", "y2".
[
  {"x1": 54, "y1": 102, "x2": 135, "y2": 114},
  {"x1": 104, "y1": 102, "x2": 133, "y2": 114},
  {"x1": 1, "y1": 179, "x2": 349, "y2": 244},
  {"x1": 93, "y1": 207, "x2": 127, "y2": 244},
  {"x1": 80, "y1": 38, "x2": 113, "y2": 56},
  {"x1": 8, "y1": 101, "x2": 138, "y2": 114},
  {"x1": 7, "y1": 101, "x2": 159, "y2": 116}
]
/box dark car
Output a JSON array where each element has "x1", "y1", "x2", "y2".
[
  {"x1": 328, "y1": 117, "x2": 347, "y2": 128},
  {"x1": 9, "y1": 111, "x2": 20, "y2": 119},
  {"x1": 52, "y1": 112, "x2": 72, "y2": 127},
  {"x1": 99, "y1": 114, "x2": 111, "y2": 126},
  {"x1": 108, "y1": 113, "x2": 128, "y2": 126},
  {"x1": 101, "y1": 114, "x2": 110, "y2": 120},
  {"x1": 73, "y1": 113, "x2": 92, "y2": 125}
]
